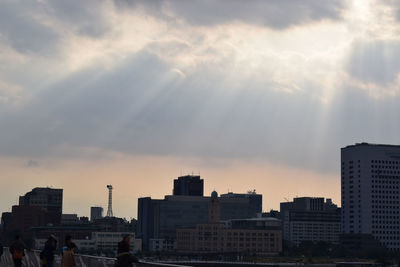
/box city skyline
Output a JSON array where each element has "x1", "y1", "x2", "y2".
[{"x1": 2, "y1": 0, "x2": 400, "y2": 218}]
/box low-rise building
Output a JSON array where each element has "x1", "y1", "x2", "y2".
[
  {"x1": 149, "y1": 238, "x2": 175, "y2": 252},
  {"x1": 32, "y1": 226, "x2": 142, "y2": 253},
  {"x1": 92, "y1": 232, "x2": 142, "y2": 253},
  {"x1": 176, "y1": 218, "x2": 282, "y2": 255}
]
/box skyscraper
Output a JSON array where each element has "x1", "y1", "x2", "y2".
[
  {"x1": 342, "y1": 143, "x2": 400, "y2": 250},
  {"x1": 173, "y1": 175, "x2": 204, "y2": 196}
]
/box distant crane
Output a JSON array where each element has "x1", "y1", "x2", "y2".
[{"x1": 106, "y1": 185, "x2": 113, "y2": 217}]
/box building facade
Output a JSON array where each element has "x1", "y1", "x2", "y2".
[
  {"x1": 92, "y1": 232, "x2": 142, "y2": 253},
  {"x1": 176, "y1": 192, "x2": 281, "y2": 255},
  {"x1": 90, "y1": 207, "x2": 104, "y2": 222},
  {"x1": 138, "y1": 180, "x2": 262, "y2": 251},
  {"x1": 176, "y1": 219, "x2": 282, "y2": 255},
  {"x1": 61, "y1": 214, "x2": 79, "y2": 225},
  {"x1": 34, "y1": 231, "x2": 142, "y2": 253},
  {"x1": 342, "y1": 143, "x2": 400, "y2": 250},
  {"x1": 19, "y1": 187, "x2": 63, "y2": 225},
  {"x1": 280, "y1": 197, "x2": 341, "y2": 246},
  {"x1": 173, "y1": 175, "x2": 204, "y2": 196}
]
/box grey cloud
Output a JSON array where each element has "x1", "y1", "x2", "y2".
[
  {"x1": 347, "y1": 40, "x2": 400, "y2": 85},
  {"x1": 382, "y1": 0, "x2": 400, "y2": 21},
  {"x1": 0, "y1": 0, "x2": 111, "y2": 54},
  {"x1": 45, "y1": 0, "x2": 111, "y2": 38},
  {"x1": 2, "y1": 48, "x2": 400, "y2": 175},
  {"x1": 0, "y1": 1, "x2": 59, "y2": 54},
  {"x1": 26, "y1": 159, "x2": 39, "y2": 168},
  {"x1": 127, "y1": 0, "x2": 345, "y2": 29}
]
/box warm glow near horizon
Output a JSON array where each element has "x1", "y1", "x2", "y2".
[
  {"x1": 1, "y1": 0, "x2": 400, "y2": 219},
  {"x1": 0, "y1": 154, "x2": 339, "y2": 219}
]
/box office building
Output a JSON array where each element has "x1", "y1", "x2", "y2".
[
  {"x1": 173, "y1": 175, "x2": 204, "y2": 196},
  {"x1": 34, "y1": 229, "x2": 141, "y2": 253},
  {"x1": 342, "y1": 143, "x2": 400, "y2": 250},
  {"x1": 1, "y1": 187, "x2": 63, "y2": 244},
  {"x1": 138, "y1": 178, "x2": 262, "y2": 251},
  {"x1": 19, "y1": 187, "x2": 63, "y2": 225},
  {"x1": 61, "y1": 214, "x2": 79, "y2": 225},
  {"x1": 176, "y1": 192, "x2": 282, "y2": 255},
  {"x1": 280, "y1": 197, "x2": 341, "y2": 246},
  {"x1": 92, "y1": 232, "x2": 142, "y2": 253},
  {"x1": 220, "y1": 191, "x2": 262, "y2": 214},
  {"x1": 90, "y1": 207, "x2": 103, "y2": 222}
]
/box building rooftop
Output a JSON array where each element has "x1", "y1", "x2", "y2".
[{"x1": 343, "y1": 142, "x2": 400, "y2": 149}]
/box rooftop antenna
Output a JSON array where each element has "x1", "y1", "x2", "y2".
[{"x1": 106, "y1": 185, "x2": 113, "y2": 217}]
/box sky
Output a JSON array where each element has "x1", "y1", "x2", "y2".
[{"x1": 1, "y1": 0, "x2": 400, "y2": 219}]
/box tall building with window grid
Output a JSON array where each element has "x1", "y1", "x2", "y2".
[{"x1": 341, "y1": 143, "x2": 400, "y2": 250}]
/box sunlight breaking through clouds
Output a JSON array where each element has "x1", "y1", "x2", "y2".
[{"x1": 2, "y1": 0, "x2": 400, "y2": 216}]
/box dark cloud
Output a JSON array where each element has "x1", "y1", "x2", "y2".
[
  {"x1": 127, "y1": 0, "x2": 345, "y2": 29},
  {"x1": 347, "y1": 40, "x2": 400, "y2": 85},
  {"x1": 26, "y1": 160, "x2": 39, "y2": 168}
]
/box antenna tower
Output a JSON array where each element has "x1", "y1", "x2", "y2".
[{"x1": 106, "y1": 185, "x2": 113, "y2": 217}]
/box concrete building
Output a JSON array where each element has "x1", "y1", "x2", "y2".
[
  {"x1": 138, "y1": 179, "x2": 262, "y2": 251},
  {"x1": 19, "y1": 187, "x2": 63, "y2": 226},
  {"x1": 1, "y1": 187, "x2": 63, "y2": 244},
  {"x1": 173, "y1": 175, "x2": 204, "y2": 196},
  {"x1": 342, "y1": 143, "x2": 400, "y2": 250},
  {"x1": 34, "y1": 230, "x2": 141, "y2": 253},
  {"x1": 149, "y1": 238, "x2": 175, "y2": 252},
  {"x1": 90, "y1": 207, "x2": 103, "y2": 222},
  {"x1": 61, "y1": 214, "x2": 79, "y2": 225},
  {"x1": 220, "y1": 191, "x2": 262, "y2": 214},
  {"x1": 176, "y1": 192, "x2": 282, "y2": 255},
  {"x1": 280, "y1": 197, "x2": 341, "y2": 246},
  {"x1": 92, "y1": 232, "x2": 142, "y2": 253}
]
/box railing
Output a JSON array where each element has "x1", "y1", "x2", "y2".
[{"x1": 1, "y1": 247, "x2": 190, "y2": 267}]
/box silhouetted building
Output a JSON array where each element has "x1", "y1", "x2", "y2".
[
  {"x1": 19, "y1": 187, "x2": 63, "y2": 225},
  {"x1": 138, "y1": 186, "x2": 262, "y2": 251},
  {"x1": 173, "y1": 175, "x2": 204, "y2": 196},
  {"x1": 90, "y1": 206, "x2": 103, "y2": 222},
  {"x1": 1, "y1": 187, "x2": 63, "y2": 245},
  {"x1": 92, "y1": 217, "x2": 135, "y2": 232},
  {"x1": 6, "y1": 206, "x2": 45, "y2": 237},
  {"x1": 220, "y1": 191, "x2": 262, "y2": 214},
  {"x1": 262, "y1": 210, "x2": 280, "y2": 218},
  {"x1": 342, "y1": 143, "x2": 400, "y2": 250},
  {"x1": 61, "y1": 214, "x2": 79, "y2": 225},
  {"x1": 280, "y1": 197, "x2": 341, "y2": 246}
]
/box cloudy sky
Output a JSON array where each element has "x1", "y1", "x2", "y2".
[{"x1": 1, "y1": 0, "x2": 400, "y2": 219}]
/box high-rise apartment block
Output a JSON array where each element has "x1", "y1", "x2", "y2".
[{"x1": 342, "y1": 143, "x2": 400, "y2": 250}]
